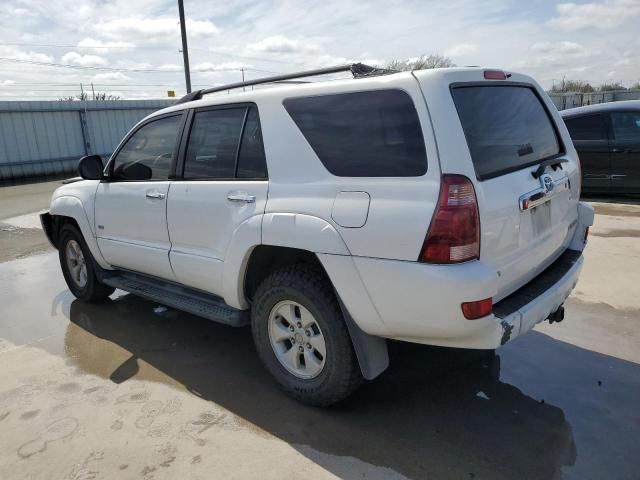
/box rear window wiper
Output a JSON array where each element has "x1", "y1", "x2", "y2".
[{"x1": 531, "y1": 158, "x2": 568, "y2": 179}]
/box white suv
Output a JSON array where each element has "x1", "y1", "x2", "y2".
[{"x1": 41, "y1": 64, "x2": 593, "y2": 406}]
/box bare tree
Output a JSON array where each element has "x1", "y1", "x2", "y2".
[
  {"x1": 387, "y1": 54, "x2": 455, "y2": 72},
  {"x1": 58, "y1": 92, "x2": 121, "y2": 101},
  {"x1": 550, "y1": 80, "x2": 595, "y2": 93},
  {"x1": 598, "y1": 82, "x2": 626, "y2": 92}
]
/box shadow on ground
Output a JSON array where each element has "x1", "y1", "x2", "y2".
[{"x1": 62, "y1": 295, "x2": 587, "y2": 480}]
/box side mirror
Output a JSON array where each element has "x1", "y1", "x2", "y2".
[{"x1": 78, "y1": 155, "x2": 105, "y2": 180}]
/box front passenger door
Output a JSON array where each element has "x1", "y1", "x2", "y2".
[{"x1": 95, "y1": 113, "x2": 185, "y2": 280}]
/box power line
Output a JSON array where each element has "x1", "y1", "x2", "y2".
[
  {"x1": 0, "y1": 56, "x2": 173, "y2": 72},
  {"x1": 0, "y1": 42, "x2": 138, "y2": 49},
  {"x1": 0, "y1": 42, "x2": 297, "y2": 65},
  {"x1": 0, "y1": 56, "x2": 285, "y2": 75}
]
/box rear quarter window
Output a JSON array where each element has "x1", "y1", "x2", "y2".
[
  {"x1": 283, "y1": 89, "x2": 427, "y2": 177},
  {"x1": 452, "y1": 85, "x2": 562, "y2": 180}
]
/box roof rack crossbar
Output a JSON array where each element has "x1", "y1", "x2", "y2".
[{"x1": 175, "y1": 63, "x2": 388, "y2": 104}]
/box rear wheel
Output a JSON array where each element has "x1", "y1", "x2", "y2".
[
  {"x1": 59, "y1": 224, "x2": 114, "y2": 302},
  {"x1": 251, "y1": 264, "x2": 362, "y2": 406}
]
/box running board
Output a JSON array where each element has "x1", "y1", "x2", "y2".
[{"x1": 101, "y1": 271, "x2": 249, "y2": 327}]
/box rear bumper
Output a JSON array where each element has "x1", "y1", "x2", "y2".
[
  {"x1": 492, "y1": 249, "x2": 583, "y2": 345},
  {"x1": 324, "y1": 247, "x2": 584, "y2": 350}
]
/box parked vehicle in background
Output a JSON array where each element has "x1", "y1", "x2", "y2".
[
  {"x1": 560, "y1": 100, "x2": 640, "y2": 194},
  {"x1": 40, "y1": 64, "x2": 593, "y2": 406}
]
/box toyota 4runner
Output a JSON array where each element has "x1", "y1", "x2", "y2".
[{"x1": 41, "y1": 64, "x2": 594, "y2": 406}]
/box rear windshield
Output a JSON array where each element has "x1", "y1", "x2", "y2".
[
  {"x1": 283, "y1": 89, "x2": 427, "y2": 177},
  {"x1": 451, "y1": 85, "x2": 561, "y2": 180}
]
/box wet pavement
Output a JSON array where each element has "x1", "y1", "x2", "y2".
[{"x1": 1, "y1": 252, "x2": 639, "y2": 479}]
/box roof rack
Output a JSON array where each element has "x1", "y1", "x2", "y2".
[{"x1": 175, "y1": 63, "x2": 394, "y2": 104}]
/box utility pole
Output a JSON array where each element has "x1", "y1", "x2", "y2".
[
  {"x1": 91, "y1": 82, "x2": 96, "y2": 100},
  {"x1": 178, "y1": 0, "x2": 192, "y2": 93},
  {"x1": 80, "y1": 82, "x2": 84, "y2": 100},
  {"x1": 241, "y1": 67, "x2": 245, "y2": 91}
]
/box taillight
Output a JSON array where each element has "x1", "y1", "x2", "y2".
[
  {"x1": 461, "y1": 298, "x2": 493, "y2": 319},
  {"x1": 419, "y1": 175, "x2": 480, "y2": 264}
]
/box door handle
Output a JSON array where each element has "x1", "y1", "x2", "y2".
[
  {"x1": 611, "y1": 148, "x2": 629, "y2": 153},
  {"x1": 227, "y1": 193, "x2": 256, "y2": 203},
  {"x1": 146, "y1": 191, "x2": 166, "y2": 199}
]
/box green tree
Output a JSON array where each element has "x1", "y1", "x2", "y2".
[{"x1": 387, "y1": 54, "x2": 455, "y2": 71}]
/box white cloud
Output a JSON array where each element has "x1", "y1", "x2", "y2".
[
  {"x1": 61, "y1": 52, "x2": 108, "y2": 67},
  {"x1": 158, "y1": 64, "x2": 182, "y2": 71},
  {"x1": 444, "y1": 43, "x2": 478, "y2": 57},
  {"x1": 77, "y1": 37, "x2": 135, "y2": 53},
  {"x1": 0, "y1": 46, "x2": 54, "y2": 63},
  {"x1": 91, "y1": 72, "x2": 132, "y2": 82},
  {"x1": 95, "y1": 17, "x2": 219, "y2": 43},
  {"x1": 0, "y1": 0, "x2": 638, "y2": 98},
  {"x1": 1, "y1": 79, "x2": 15, "y2": 86},
  {"x1": 194, "y1": 61, "x2": 248, "y2": 72},
  {"x1": 549, "y1": 0, "x2": 640, "y2": 30},
  {"x1": 246, "y1": 35, "x2": 321, "y2": 55},
  {"x1": 531, "y1": 41, "x2": 586, "y2": 55}
]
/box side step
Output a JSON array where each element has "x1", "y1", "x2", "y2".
[{"x1": 101, "y1": 271, "x2": 249, "y2": 327}]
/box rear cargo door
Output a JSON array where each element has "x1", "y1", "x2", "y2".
[{"x1": 450, "y1": 83, "x2": 579, "y2": 300}]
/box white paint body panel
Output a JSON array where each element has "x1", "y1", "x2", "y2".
[
  {"x1": 47, "y1": 67, "x2": 593, "y2": 350},
  {"x1": 48, "y1": 180, "x2": 111, "y2": 269},
  {"x1": 94, "y1": 181, "x2": 175, "y2": 280},
  {"x1": 166, "y1": 180, "x2": 268, "y2": 296}
]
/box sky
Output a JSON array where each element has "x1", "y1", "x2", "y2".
[{"x1": 0, "y1": 0, "x2": 639, "y2": 100}]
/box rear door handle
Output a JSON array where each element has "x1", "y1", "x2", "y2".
[
  {"x1": 227, "y1": 193, "x2": 256, "y2": 203},
  {"x1": 146, "y1": 191, "x2": 166, "y2": 199}
]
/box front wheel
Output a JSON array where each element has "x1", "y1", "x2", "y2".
[
  {"x1": 59, "y1": 224, "x2": 114, "y2": 302},
  {"x1": 251, "y1": 264, "x2": 362, "y2": 406}
]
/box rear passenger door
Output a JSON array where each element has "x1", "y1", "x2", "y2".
[
  {"x1": 609, "y1": 111, "x2": 640, "y2": 193},
  {"x1": 167, "y1": 105, "x2": 268, "y2": 296},
  {"x1": 564, "y1": 114, "x2": 611, "y2": 193}
]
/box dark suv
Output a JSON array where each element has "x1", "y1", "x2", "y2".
[{"x1": 560, "y1": 100, "x2": 640, "y2": 194}]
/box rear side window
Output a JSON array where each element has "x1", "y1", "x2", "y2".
[
  {"x1": 283, "y1": 90, "x2": 427, "y2": 177},
  {"x1": 184, "y1": 108, "x2": 246, "y2": 179},
  {"x1": 183, "y1": 106, "x2": 267, "y2": 180},
  {"x1": 565, "y1": 114, "x2": 607, "y2": 140},
  {"x1": 452, "y1": 86, "x2": 562, "y2": 180}
]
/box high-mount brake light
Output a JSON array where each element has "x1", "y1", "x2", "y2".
[
  {"x1": 419, "y1": 175, "x2": 480, "y2": 264},
  {"x1": 484, "y1": 70, "x2": 507, "y2": 80}
]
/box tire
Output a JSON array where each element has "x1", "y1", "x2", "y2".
[
  {"x1": 58, "y1": 224, "x2": 115, "y2": 302},
  {"x1": 251, "y1": 264, "x2": 363, "y2": 406}
]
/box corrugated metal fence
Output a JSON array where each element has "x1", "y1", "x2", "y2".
[
  {"x1": 549, "y1": 90, "x2": 640, "y2": 110},
  {"x1": 0, "y1": 100, "x2": 175, "y2": 181}
]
